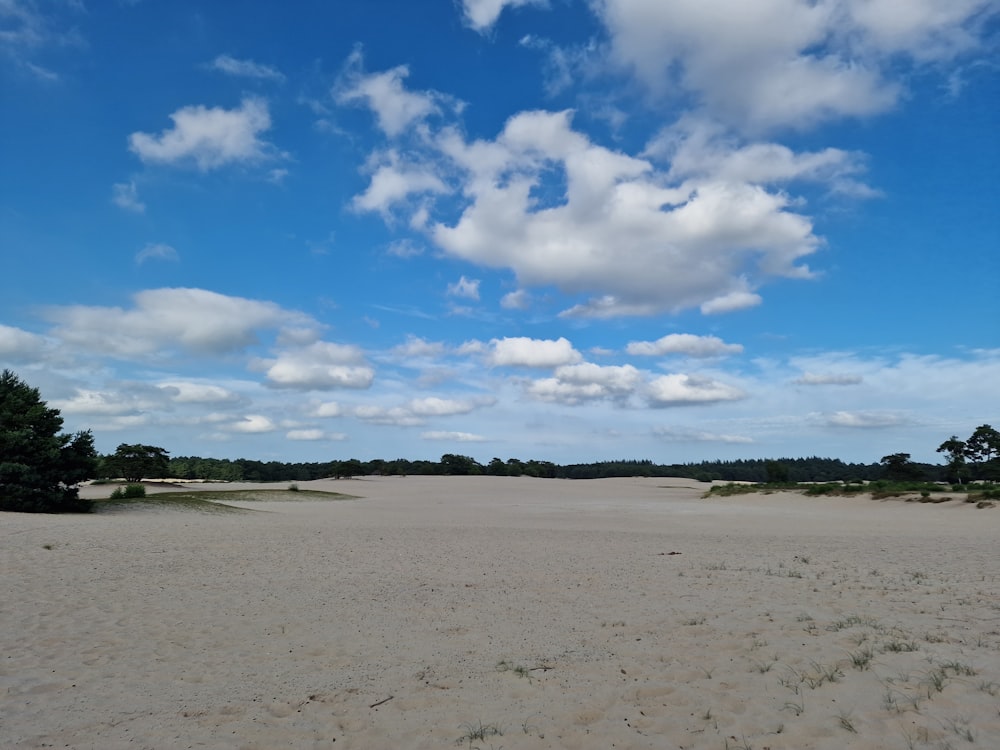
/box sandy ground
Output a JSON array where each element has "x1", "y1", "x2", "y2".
[{"x1": 2, "y1": 476, "x2": 998, "y2": 750}]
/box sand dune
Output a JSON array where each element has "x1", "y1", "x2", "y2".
[{"x1": 3, "y1": 476, "x2": 998, "y2": 749}]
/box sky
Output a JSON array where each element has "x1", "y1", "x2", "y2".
[{"x1": 1, "y1": 0, "x2": 998, "y2": 466}]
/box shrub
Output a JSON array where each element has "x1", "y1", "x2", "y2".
[{"x1": 110, "y1": 484, "x2": 146, "y2": 499}]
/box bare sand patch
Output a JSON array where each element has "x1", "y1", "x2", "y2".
[{"x1": 4, "y1": 477, "x2": 998, "y2": 749}]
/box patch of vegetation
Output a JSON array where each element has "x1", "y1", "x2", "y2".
[
  {"x1": 95, "y1": 488, "x2": 353, "y2": 514},
  {"x1": 109, "y1": 483, "x2": 146, "y2": 499},
  {"x1": 456, "y1": 720, "x2": 503, "y2": 747}
]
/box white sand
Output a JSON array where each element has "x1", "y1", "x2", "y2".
[{"x1": 3, "y1": 476, "x2": 998, "y2": 749}]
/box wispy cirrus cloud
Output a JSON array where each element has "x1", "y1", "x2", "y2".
[{"x1": 209, "y1": 54, "x2": 284, "y2": 82}]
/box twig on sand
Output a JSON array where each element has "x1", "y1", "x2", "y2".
[{"x1": 369, "y1": 695, "x2": 394, "y2": 708}]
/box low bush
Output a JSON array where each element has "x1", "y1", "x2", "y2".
[{"x1": 110, "y1": 483, "x2": 146, "y2": 499}]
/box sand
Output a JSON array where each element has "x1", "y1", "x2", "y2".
[{"x1": 2, "y1": 476, "x2": 998, "y2": 749}]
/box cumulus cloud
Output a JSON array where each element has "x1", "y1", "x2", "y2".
[
  {"x1": 500, "y1": 289, "x2": 531, "y2": 310},
  {"x1": 447, "y1": 276, "x2": 480, "y2": 300},
  {"x1": 129, "y1": 98, "x2": 277, "y2": 171},
  {"x1": 351, "y1": 150, "x2": 447, "y2": 215},
  {"x1": 627, "y1": 333, "x2": 743, "y2": 358},
  {"x1": 44, "y1": 288, "x2": 317, "y2": 358},
  {"x1": 338, "y1": 50, "x2": 906, "y2": 317},
  {"x1": 262, "y1": 341, "x2": 375, "y2": 391},
  {"x1": 392, "y1": 335, "x2": 447, "y2": 359},
  {"x1": 209, "y1": 54, "x2": 284, "y2": 82},
  {"x1": 158, "y1": 381, "x2": 242, "y2": 404},
  {"x1": 354, "y1": 395, "x2": 493, "y2": 426},
  {"x1": 336, "y1": 52, "x2": 445, "y2": 137},
  {"x1": 461, "y1": 0, "x2": 546, "y2": 31},
  {"x1": 700, "y1": 290, "x2": 763, "y2": 315},
  {"x1": 312, "y1": 401, "x2": 344, "y2": 418},
  {"x1": 112, "y1": 181, "x2": 145, "y2": 213},
  {"x1": 0, "y1": 324, "x2": 48, "y2": 361},
  {"x1": 595, "y1": 0, "x2": 997, "y2": 133},
  {"x1": 421, "y1": 430, "x2": 487, "y2": 442},
  {"x1": 656, "y1": 116, "x2": 880, "y2": 198},
  {"x1": 646, "y1": 373, "x2": 746, "y2": 406},
  {"x1": 229, "y1": 414, "x2": 277, "y2": 433},
  {"x1": 489, "y1": 336, "x2": 582, "y2": 368},
  {"x1": 51, "y1": 387, "x2": 166, "y2": 417},
  {"x1": 135, "y1": 243, "x2": 179, "y2": 265},
  {"x1": 526, "y1": 363, "x2": 643, "y2": 405},
  {"x1": 429, "y1": 110, "x2": 823, "y2": 317}
]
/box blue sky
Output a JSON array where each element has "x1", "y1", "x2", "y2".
[{"x1": 2, "y1": 0, "x2": 997, "y2": 466}]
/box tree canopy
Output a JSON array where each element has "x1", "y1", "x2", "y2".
[
  {"x1": 101, "y1": 444, "x2": 170, "y2": 483},
  {"x1": 0, "y1": 370, "x2": 97, "y2": 513}
]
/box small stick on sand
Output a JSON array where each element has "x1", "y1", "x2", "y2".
[{"x1": 369, "y1": 695, "x2": 394, "y2": 708}]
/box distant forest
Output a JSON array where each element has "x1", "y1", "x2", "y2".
[
  {"x1": 156, "y1": 454, "x2": 918, "y2": 484},
  {"x1": 96, "y1": 423, "x2": 997, "y2": 485}
]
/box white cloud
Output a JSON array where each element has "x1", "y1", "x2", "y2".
[
  {"x1": 129, "y1": 97, "x2": 277, "y2": 171},
  {"x1": 657, "y1": 116, "x2": 878, "y2": 197},
  {"x1": 135, "y1": 243, "x2": 179, "y2": 265},
  {"x1": 0, "y1": 324, "x2": 48, "y2": 361},
  {"x1": 112, "y1": 181, "x2": 145, "y2": 213},
  {"x1": 408, "y1": 396, "x2": 490, "y2": 416},
  {"x1": 489, "y1": 336, "x2": 582, "y2": 368},
  {"x1": 825, "y1": 410, "x2": 908, "y2": 428},
  {"x1": 421, "y1": 430, "x2": 487, "y2": 442},
  {"x1": 526, "y1": 362, "x2": 643, "y2": 405},
  {"x1": 794, "y1": 373, "x2": 863, "y2": 386},
  {"x1": 209, "y1": 54, "x2": 284, "y2": 82},
  {"x1": 158, "y1": 381, "x2": 241, "y2": 404},
  {"x1": 652, "y1": 426, "x2": 754, "y2": 444},
  {"x1": 352, "y1": 405, "x2": 422, "y2": 426},
  {"x1": 51, "y1": 387, "x2": 161, "y2": 416},
  {"x1": 262, "y1": 341, "x2": 375, "y2": 391},
  {"x1": 430, "y1": 110, "x2": 821, "y2": 317},
  {"x1": 461, "y1": 0, "x2": 547, "y2": 31},
  {"x1": 351, "y1": 151, "x2": 447, "y2": 214},
  {"x1": 337, "y1": 54, "x2": 443, "y2": 137},
  {"x1": 354, "y1": 395, "x2": 493, "y2": 426},
  {"x1": 595, "y1": 0, "x2": 997, "y2": 133},
  {"x1": 312, "y1": 401, "x2": 344, "y2": 418},
  {"x1": 286, "y1": 429, "x2": 348, "y2": 441},
  {"x1": 646, "y1": 373, "x2": 747, "y2": 406},
  {"x1": 700, "y1": 290, "x2": 763, "y2": 315},
  {"x1": 627, "y1": 333, "x2": 743, "y2": 358},
  {"x1": 447, "y1": 275, "x2": 480, "y2": 300},
  {"x1": 392, "y1": 335, "x2": 447, "y2": 359},
  {"x1": 500, "y1": 289, "x2": 531, "y2": 310},
  {"x1": 342, "y1": 59, "x2": 883, "y2": 317},
  {"x1": 45, "y1": 288, "x2": 317, "y2": 358},
  {"x1": 230, "y1": 415, "x2": 277, "y2": 433}
]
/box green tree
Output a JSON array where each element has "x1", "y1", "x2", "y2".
[
  {"x1": 486, "y1": 457, "x2": 508, "y2": 476},
  {"x1": 765, "y1": 460, "x2": 790, "y2": 484},
  {"x1": 879, "y1": 452, "x2": 921, "y2": 481},
  {"x1": 0, "y1": 370, "x2": 97, "y2": 513},
  {"x1": 333, "y1": 458, "x2": 363, "y2": 479},
  {"x1": 440, "y1": 454, "x2": 483, "y2": 475},
  {"x1": 964, "y1": 424, "x2": 1000, "y2": 481},
  {"x1": 936, "y1": 436, "x2": 968, "y2": 484},
  {"x1": 102, "y1": 444, "x2": 170, "y2": 483}
]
